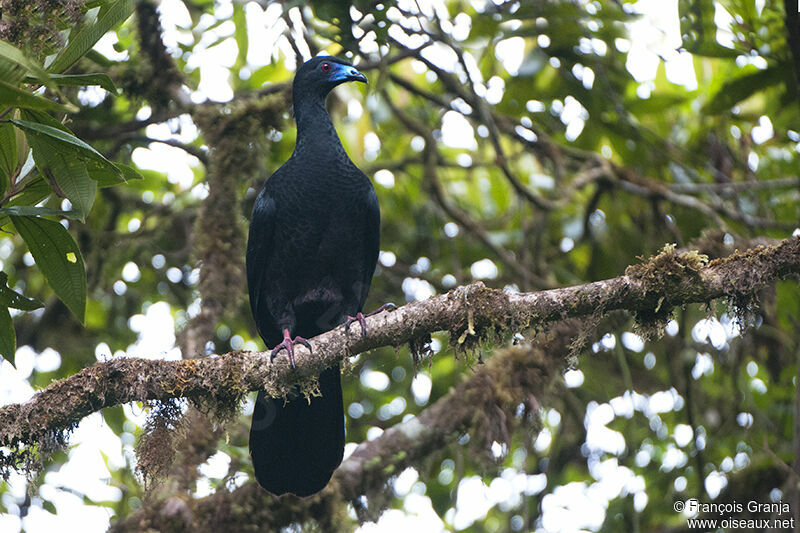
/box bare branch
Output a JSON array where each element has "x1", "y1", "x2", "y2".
[
  {"x1": 668, "y1": 176, "x2": 800, "y2": 193},
  {"x1": 383, "y1": 93, "x2": 553, "y2": 288}
]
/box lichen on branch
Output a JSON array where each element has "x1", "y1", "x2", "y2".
[
  {"x1": 113, "y1": 321, "x2": 584, "y2": 532},
  {"x1": 0, "y1": 236, "x2": 797, "y2": 477}
]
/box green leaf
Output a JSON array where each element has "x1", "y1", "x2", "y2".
[
  {"x1": 233, "y1": 3, "x2": 249, "y2": 70},
  {"x1": 24, "y1": 132, "x2": 97, "y2": 219},
  {"x1": 82, "y1": 49, "x2": 115, "y2": 69},
  {"x1": 89, "y1": 162, "x2": 143, "y2": 187},
  {"x1": 17, "y1": 111, "x2": 137, "y2": 188},
  {"x1": 5, "y1": 176, "x2": 50, "y2": 206},
  {"x1": 627, "y1": 93, "x2": 689, "y2": 114},
  {"x1": 14, "y1": 124, "x2": 28, "y2": 172},
  {"x1": 0, "y1": 80, "x2": 77, "y2": 112},
  {"x1": 42, "y1": 499, "x2": 56, "y2": 515},
  {"x1": 11, "y1": 119, "x2": 108, "y2": 163},
  {"x1": 48, "y1": 0, "x2": 137, "y2": 74},
  {"x1": 703, "y1": 66, "x2": 786, "y2": 114},
  {"x1": 10, "y1": 215, "x2": 86, "y2": 322},
  {"x1": 20, "y1": 109, "x2": 75, "y2": 132},
  {"x1": 24, "y1": 73, "x2": 117, "y2": 93},
  {"x1": 0, "y1": 178, "x2": 51, "y2": 230},
  {"x1": 0, "y1": 55, "x2": 25, "y2": 88},
  {"x1": 0, "y1": 206, "x2": 84, "y2": 220},
  {"x1": 0, "y1": 40, "x2": 51, "y2": 86},
  {"x1": 0, "y1": 122, "x2": 16, "y2": 197},
  {"x1": 42, "y1": 155, "x2": 96, "y2": 219},
  {"x1": 11, "y1": 118, "x2": 124, "y2": 183},
  {"x1": 0, "y1": 305, "x2": 14, "y2": 362},
  {"x1": 0, "y1": 271, "x2": 44, "y2": 311},
  {"x1": 683, "y1": 41, "x2": 741, "y2": 58}
]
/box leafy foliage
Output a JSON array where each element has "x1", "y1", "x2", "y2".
[
  {"x1": 0, "y1": 0, "x2": 799, "y2": 531},
  {"x1": 0, "y1": 1, "x2": 141, "y2": 354}
]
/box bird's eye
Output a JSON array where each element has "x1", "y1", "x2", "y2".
[{"x1": 320, "y1": 63, "x2": 331, "y2": 73}]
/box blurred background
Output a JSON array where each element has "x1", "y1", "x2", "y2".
[{"x1": 1, "y1": 0, "x2": 799, "y2": 531}]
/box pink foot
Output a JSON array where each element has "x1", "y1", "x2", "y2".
[
  {"x1": 270, "y1": 328, "x2": 312, "y2": 368},
  {"x1": 345, "y1": 303, "x2": 396, "y2": 337}
]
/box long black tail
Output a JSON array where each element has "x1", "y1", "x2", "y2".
[{"x1": 249, "y1": 365, "x2": 345, "y2": 497}]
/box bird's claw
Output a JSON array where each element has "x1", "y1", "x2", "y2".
[
  {"x1": 344, "y1": 313, "x2": 368, "y2": 338},
  {"x1": 295, "y1": 337, "x2": 313, "y2": 353},
  {"x1": 344, "y1": 302, "x2": 396, "y2": 338},
  {"x1": 269, "y1": 330, "x2": 312, "y2": 369}
]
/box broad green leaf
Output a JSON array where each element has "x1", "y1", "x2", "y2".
[
  {"x1": 0, "y1": 271, "x2": 44, "y2": 311},
  {"x1": 0, "y1": 206, "x2": 84, "y2": 220},
  {"x1": 683, "y1": 41, "x2": 741, "y2": 58},
  {"x1": 27, "y1": 133, "x2": 97, "y2": 219},
  {"x1": 0, "y1": 55, "x2": 24, "y2": 88},
  {"x1": 10, "y1": 215, "x2": 86, "y2": 322},
  {"x1": 0, "y1": 305, "x2": 14, "y2": 361},
  {"x1": 20, "y1": 120, "x2": 98, "y2": 218},
  {"x1": 82, "y1": 49, "x2": 115, "y2": 69},
  {"x1": 0, "y1": 122, "x2": 16, "y2": 197},
  {"x1": 18, "y1": 112, "x2": 136, "y2": 187},
  {"x1": 0, "y1": 40, "x2": 52, "y2": 86},
  {"x1": 11, "y1": 119, "x2": 108, "y2": 162},
  {"x1": 11, "y1": 118, "x2": 124, "y2": 182},
  {"x1": 0, "y1": 80, "x2": 77, "y2": 112},
  {"x1": 48, "y1": 0, "x2": 137, "y2": 74},
  {"x1": 703, "y1": 66, "x2": 786, "y2": 114},
  {"x1": 14, "y1": 125, "x2": 28, "y2": 173},
  {"x1": 0, "y1": 178, "x2": 51, "y2": 230},
  {"x1": 20, "y1": 109, "x2": 72, "y2": 131},
  {"x1": 5, "y1": 176, "x2": 50, "y2": 207},
  {"x1": 89, "y1": 162, "x2": 143, "y2": 187},
  {"x1": 24, "y1": 73, "x2": 117, "y2": 93}
]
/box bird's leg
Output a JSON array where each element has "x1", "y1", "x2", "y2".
[
  {"x1": 270, "y1": 328, "x2": 312, "y2": 369},
  {"x1": 344, "y1": 303, "x2": 397, "y2": 338}
]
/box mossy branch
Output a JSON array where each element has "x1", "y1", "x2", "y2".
[
  {"x1": 1, "y1": 236, "x2": 798, "y2": 456},
  {"x1": 112, "y1": 330, "x2": 574, "y2": 532}
]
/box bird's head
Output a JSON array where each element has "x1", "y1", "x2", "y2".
[{"x1": 292, "y1": 56, "x2": 367, "y2": 101}]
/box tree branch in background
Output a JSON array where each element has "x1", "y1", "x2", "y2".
[
  {"x1": 383, "y1": 94, "x2": 554, "y2": 289},
  {"x1": 133, "y1": 0, "x2": 186, "y2": 111}
]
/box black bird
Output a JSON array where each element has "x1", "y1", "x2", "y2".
[{"x1": 247, "y1": 56, "x2": 379, "y2": 497}]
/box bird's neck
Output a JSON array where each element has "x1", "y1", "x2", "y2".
[{"x1": 293, "y1": 97, "x2": 346, "y2": 158}]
